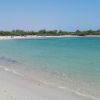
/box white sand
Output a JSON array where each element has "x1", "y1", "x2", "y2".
[
  {"x1": 0, "y1": 35, "x2": 100, "y2": 40},
  {"x1": 0, "y1": 66, "x2": 96, "y2": 100},
  {"x1": 0, "y1": 35, "x2": 79, "y2": 40}
]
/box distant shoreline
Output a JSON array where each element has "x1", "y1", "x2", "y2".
[{"x1": 0, "y1": 35, "x2": 100, "y2": 40}]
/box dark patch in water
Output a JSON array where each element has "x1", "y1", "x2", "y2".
[{"x1": 0, "y1": 56, "x2": 19, "y2": 66}]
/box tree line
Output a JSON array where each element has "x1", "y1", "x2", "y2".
[{"x1": 0, "y1": 29, "x2": 100, "y2": 36}]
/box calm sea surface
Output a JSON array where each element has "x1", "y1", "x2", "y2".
[{"x1": 0, "y1": 37, "x2": 100, "y2": 98}]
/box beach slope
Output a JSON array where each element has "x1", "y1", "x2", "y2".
[{"x1": 0, "y1": 66, "x2": 94, "y2": 100}]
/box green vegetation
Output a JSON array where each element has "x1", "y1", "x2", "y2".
[{"x1": 0, "y1": 29, "x2": 100, "y2": 36}]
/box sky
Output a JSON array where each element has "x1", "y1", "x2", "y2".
[{"x1": 0, "y1": 0, "x2": 100, "y2": 31}]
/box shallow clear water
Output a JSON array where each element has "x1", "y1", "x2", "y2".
[{"x1": 0, "y1": 37, "x2": 100, "y2": 98}]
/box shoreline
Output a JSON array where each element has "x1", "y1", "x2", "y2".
[
  {"x1": 0, "y1": 64, "x2": 97, "y2": 100},
  {"x1": 0, "y1": 35, "x2": 100, "y2": 40}
]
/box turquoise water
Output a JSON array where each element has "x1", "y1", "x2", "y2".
[{"x1": 0, "y1": 37, "x2": 100, "y2": 98}]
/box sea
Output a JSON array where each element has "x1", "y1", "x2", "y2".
[{"x1": 0, "y1": 37, "x2": 100, "y2": 99}]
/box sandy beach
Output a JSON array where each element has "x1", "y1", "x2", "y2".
[
  {"x1": 0, "y1": 35, "x2": 100, "y2": 40},
  {"x1": 0, "y1": 64, "x2": 98, "y2": 100},
  {"x1": 0, "y1": 35, "x2": 79, "y2": 40}
]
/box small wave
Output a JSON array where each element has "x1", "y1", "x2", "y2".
[
  {"x1": 58, "y1": 86, "x2": 68, "y2": 89},
  {"x1": 75, "y1": 91, "x2": 100, "y2": 100},
  {"x1": 3, "y1": 67, "x2": 23, "y2": 76},
  {"x1": 57, "y1": 84, "x2": 100, "y2": 100},
  {"x1": 58, "y1": 85, "x2": 100, "y2": 100}
]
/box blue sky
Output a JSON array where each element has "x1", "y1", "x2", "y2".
[{"x1": 0, "y1": 0, "x2": 100, "y2": 31}]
